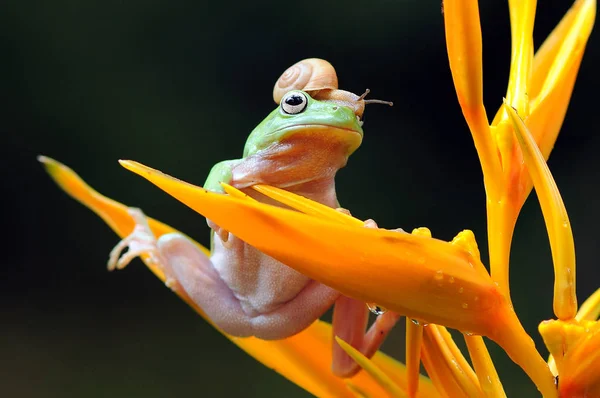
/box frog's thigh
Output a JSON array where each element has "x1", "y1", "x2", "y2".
[
  {"x1": 159, "y1": 234, "x2": 339, "y2": 340},
  {"x1": 157, "y1": 233, "x2": 253, "y2": 337}
]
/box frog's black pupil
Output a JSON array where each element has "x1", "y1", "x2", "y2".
[{"x1": 285, "y1": 94, "x2": 304, "y2": 106}]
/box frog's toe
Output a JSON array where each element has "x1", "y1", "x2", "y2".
[
  {"x1": 335, "y1": 207, "x2": 352, "y2": 216},
  {"x1": 207, "y1": 219, "x2": 232, "y2": 249},
  {"x1": 363, "y1": 218, "x2": 378, "y2": 229},
  {"x1": 107, "y1": 208, "x2": 159, "y2": 271}
]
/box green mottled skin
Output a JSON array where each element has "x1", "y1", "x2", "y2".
[{"x1": 203, "y1": 90, "x2": 363, "y2": 193}]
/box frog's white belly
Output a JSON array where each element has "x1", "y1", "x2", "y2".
[{"x1": 211, "y1": 234, "x2": 311, "y2": 317}]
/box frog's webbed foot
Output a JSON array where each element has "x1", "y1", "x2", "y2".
[
  {"x1": 335, "y1": 207, "x2": 352, "y2": 216},
  {"x1": 108, "y1": 208, "x2": 163, "y2": 270}
]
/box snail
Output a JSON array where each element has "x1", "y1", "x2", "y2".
[{"x1": 273, "y1": 58, "x2": 393, "y2": 119}]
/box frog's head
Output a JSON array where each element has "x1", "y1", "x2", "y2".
[{"x1": 243, "y1": 90, "x2": 363, "y2": 157}]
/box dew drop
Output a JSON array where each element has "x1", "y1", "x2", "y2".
[
  {"x1": 411, "y1": 319, "x2": 420, "y2": 326},
  {"x1": 458, "y1": 287, "x2": 464, "y2": 294},
  {"x1": 462, "y1": 303, "x2": 469, "y2": 309},
  {"x1": 449, "y1": 276, "x2": 455, "y2": 284},
  {"x1": 367, "y1": 303, "x2": 387, "y2": 315},
  {"x1": 464, "y1": 331, "x2": 473, "y2": 336},
  {"x1": 434, "y1": 270, "x2": 444, "y2": 280}
]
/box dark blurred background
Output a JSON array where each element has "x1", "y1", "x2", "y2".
[{"x1": 2, "y1": 0, "x2": 598, "y2": 396}]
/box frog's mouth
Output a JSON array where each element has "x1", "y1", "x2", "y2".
[{"x1": 274, "y1": 124, "x2": 363, "y2": 155}]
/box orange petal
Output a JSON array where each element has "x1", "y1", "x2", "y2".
[
  {"x1": 251, "y1": 184, "x2": 363, "y2": 226},
  {"x1": 505, "y1": 0, "x2": 536, "y2": 117},
  {"x1": 539, "y1": 319, "x2": 600, "y2": 377},
  {"x1": 38, "y1": 156, "x2": 423, "y2": 398},
  {"x1": 505, "y1": 104, "x2": 577, "y2": 320},
  {"x1": 405, "y1": 318, "x2": 424, "y2": 398},
  {"x1": 421, "y1": 325, "x2": 482, "y2": 397},
  {"x1": 547, "y1": 288, "x2": 600, "y2": 375},
  {"x1": 529, "y1": 0, "x2": 596, "y2": 159},
  {"x1": 464, "y1": 335, "x2": 506, "y2": 397},
  {"x1": 451, "y1": 230, "x2": 506, "y2": 397},
  {"x1": 220, "y1": 182, "x2": 258, "y2": 201},
  {"x1": 531, "y1": 0, "x2": 596, "y2": 111},
  {"x1": 558, "y1": 328, "x2": 600, "y2": 397},
  {"x1": 541, "y1": 319, "x2": 600, "y2": 397},
  {"x1": 335, "y1": 337, "x2": 407, "y2": 398},
  {"x1": 443, "y1": 0, "x2": 501, "y2": 199},
  {"x1": 405, "y1": 228, "x2": 431, "y2": 397}
]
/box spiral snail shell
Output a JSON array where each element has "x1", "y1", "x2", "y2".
[
  {"x1": 273, "y1": 58, "x2": 392, "y2": 118},
  {"x1": 273, "y1": 58, "x2": 338, "y2": 103}
]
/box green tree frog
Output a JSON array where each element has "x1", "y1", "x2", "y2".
[{"x1": 109, "y1": 59, "x2": 399, "y2": 377}]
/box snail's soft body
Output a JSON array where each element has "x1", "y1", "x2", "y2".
[{"x1": 274, "y1": 58, "x2": 392, "y2": 118}]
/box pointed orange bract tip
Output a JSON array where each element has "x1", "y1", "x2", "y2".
[{"x1": 576, "y1": 288, "x2": 600, "y2": 321}]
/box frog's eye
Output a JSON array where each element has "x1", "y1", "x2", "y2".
[{"x1": 281, "y1": 92, "x2": 308, "y2": 115}]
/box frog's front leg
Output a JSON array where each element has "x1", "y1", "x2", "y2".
[
  {"x1": 110, "y1": 208, "x2": 339, "y2": 339},
  {"x1": 330, "y1": 215, "x2": 403, "y2": 378}
]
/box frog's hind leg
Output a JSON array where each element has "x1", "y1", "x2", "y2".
[
  {"x1": 331, "y1": 296, "x2": 401, "y2": 377},
  {"x1": 108, "y1": 208, "x2": 339, "y2": 340},
  {"x1": 107, "y1": 208, "x2": 251, "y2": 334},
  {"x1": 330, "y1": 216, "x2": 402, "y2": 378}
]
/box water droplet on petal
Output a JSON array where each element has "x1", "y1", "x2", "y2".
[
  {"x1": 458, "y1": 287, "x2": 464, "y2": 293},
  {"x1": 434, "y1": 270, "x2": 444, "y2": 280},
  {"x1": 449, "y1": 276, "x2": 455, "y2": 284},
  {"x1": 410, "y1": 319, "x2": 420, "y2": 326},
  {"x1": 464, "y1": 331, "x2": 473, "y2": 336},
  {"x1": 462, "y1": 303, "x2": 469, "y2": 309},
  {"x1": 367, "y1": 303, "x2": 387, "y2": 315}
]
